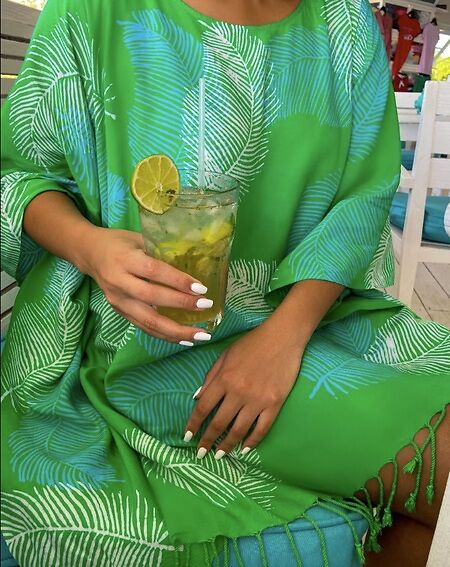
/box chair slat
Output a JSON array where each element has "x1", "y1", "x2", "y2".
[
  {"x1": 429, "y1": 159, "x2": 450, "y2": 190},
  {"x1": 2, "y1": 18, "x2": 35, "y2": 40},
  {"x1": 432, "y1": 122, "x2": 450, "y2": 155},
  {"x1": 1, "y1": 57, "x2": 22, "y2": 75},
  {"x1": 1, "y1": 272, "x2": 15, "y2": 291},
  {"x1": 1, "y1": 0, "x2": 39, "y2": 26},
  {"x1": 1, "y1": 38, "x2": 28, "y2": 58},
  {"x1": 1, "y1": 312, "x2": 12, "y2": 337},
  {"x1": 1, "y1": 78, "x2": 14, "y2": 96},
  {"x1": 1, "y1": 287, "x2": 19, "y2": 314}
]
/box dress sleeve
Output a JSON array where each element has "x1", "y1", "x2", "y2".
[
  {"x1": 268, "y1": 2, "x2": 401, "y2": 294},
  {"x1": 1, "y1": 0, "x2": 88, "y2": 283}
]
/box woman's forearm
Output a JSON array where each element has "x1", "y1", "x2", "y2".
[
  {"x1": 23, "y1": 191, "x2": 98, "y2": 274},
  {"x1": 262, "y1": 280, "x2": 345, "y2": 349}
]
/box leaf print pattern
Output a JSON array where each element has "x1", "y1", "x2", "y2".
[
  {"x1": 101, "y1": 173, "x2": 130, "y2": 226},
  {"x1": 1, "y1": 484, "x2": 179, "y2": 567},
  {"x1": 364, "y1": 218, "x2": 395, "y2": 289},
  {"x1": 119, "y1": 10, "x2": 204, "y2": 164},
  {"x1": 269, "y1": 25, "x2": 350, "y2": 126},
  {"x1": 108, "y1": 349, "x2": 218, "y2": 443},
  {"x1": 364, "y1": 309, "x2": 450, "y2": 374},
  {"x1": 302, "y1": 334, "x2": 390, "y2": 399},
  {"x1": 9, "y1": 350, "x2": 117, "y2": 487},
  {"x1": 183, "y1": 22, "x2": 280, "y2": 195},
  {"x1": 1, "y1": 261, "x2": 86, "y2": 411},
  {"x1": 9, "y1": 14, "x2": 113, "y2": 187},
  {"x1": 125, "y1": 428, "x2": 278, "y2": 509}
]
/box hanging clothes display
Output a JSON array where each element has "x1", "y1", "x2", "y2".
[
  {"x1": 375, "y1": 8, "x2": 393, "y2": 59},
  {"x1": 419, "y1": 20, "x2": 440, "y2": 76},
  {"x1": 392, "y1": 13, "x2": 422, "y2": 78}
]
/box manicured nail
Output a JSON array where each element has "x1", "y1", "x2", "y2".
[
  {"x1": 180, "y1": 341, "x2": 194, "y2": 347},
  {"x1": 197, "y1": 447, "x2": 208, "y2": 459},
  {"x1": 193, "y1": 387, "x2": 202, "y2": 399},
  {"x1": 191, "y1": 283, "x2": 208, "y2": 295},
  {"x1": 215, "y1": 450, "x2": 226, "y2": 461},
  {"x1": 196, "y1": 298, "x2": 214, "y2": 309},
  {"x1": 241, "y1": 447, "x2": 252, "y2": 455},
  {"x1": 194, "y1": 332, "x2": 212, "y2": 341},
  {"x1": 184, "y1": 431, "x2": 194, "y2": 442}
]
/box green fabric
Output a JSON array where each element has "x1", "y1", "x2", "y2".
[{"x1": 1, "y1": 0, "x2": 449, "y2": 565}]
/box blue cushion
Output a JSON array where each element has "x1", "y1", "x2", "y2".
[
  {"x1": 1, "y1": 536, "x2": 18, "y2": 567},
  {"x1": 401, "y1": 149, "x2": 415, "y2": 171},
  {"x1": 218, "y1": 507, "x2": 368, "y2": 566},
  {"x1": 390, "y1": 192, "x2": 450, "y2": 245}
]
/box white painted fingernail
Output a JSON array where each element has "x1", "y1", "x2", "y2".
[
  {"x1": 241, "y1": 447, "x2": 252, "y2": 455},
  {"x1": 180, "y1": 341, "x2": 194, "y2": 347},
  {"x1": 197, "y1": 447, "x2": 208, "y2": 459},
  {"x1": 215, "y1": 450, "x2": 226, "y2": 461},
  {"x1": 184, "y1": 431, "x2": 194, "y2": 442},
  {"x1": 194, "y1": 332, "x2": 212, "y2": 341},
  {"x1": 193, "y1": 387, "x2": 202, "y2": 399},
  {"x1": 196, "y1": 298, "x2": 214, "y2": 309},
  {"x1": 191, "y1": 283, "x2": 208, "y2": 295}
]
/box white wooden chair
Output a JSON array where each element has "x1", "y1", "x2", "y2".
[
  {"x1": 395, "y1": 92, "x2": 421, "y2": 144},
  {"x1": 392, "y1": 79, "x2": 450, "y2": 307},
  {"x1": 1, "y1": 0, "x2": 39, "y2": 336}
]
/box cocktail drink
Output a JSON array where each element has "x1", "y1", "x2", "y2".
[{"x1": 138, "y1": 167, "x2": 239, "y2": 331}]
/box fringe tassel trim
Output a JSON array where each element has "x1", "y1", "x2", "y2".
[{"x1": 184, "y1": 406, "x2": 447, "y2": 567}]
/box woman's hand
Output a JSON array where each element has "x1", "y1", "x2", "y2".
[
  {"x1": 183, "y1": 321, "x2": 304, "y2": 459},
  {"x1": 81, "y1": 227, "x2": 214, "y2": 344}
]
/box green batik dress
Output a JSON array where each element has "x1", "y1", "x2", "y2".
[{"x1": 1, "y1": 0, "x2": 449, "y2": 565}]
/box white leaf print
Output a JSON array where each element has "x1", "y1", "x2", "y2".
[
  {"x1": 90, "y1": 287, "x2": 133, "y2": 363},
  {"x1": 1, "y1": 484, "x2": 179, "y2": 567},
  {"x1": 183, "y1": 22, "x2": 280, "y2": 195},
  {"x1": 125, "y1": 429, "x2": 278, "y2": 510},
  {"x1": 9, "y1": 14, "x2": 113, "y2": 185},
  {"x1": 364, "y1": 218, "x2": 395, "y2": 289},
  {"x1": 1, "y1": 260, "x2": 86, "y2": 411},
  {"x1": 364, "y1": 308, "x2": 450, "y2": 374}
]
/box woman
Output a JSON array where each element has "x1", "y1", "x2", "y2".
[{"x1": 1, "y1": 0, "x2": 449, "y2": 565}]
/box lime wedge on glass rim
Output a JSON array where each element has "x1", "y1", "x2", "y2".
[{"x1": 131, "y1": 154, "x2": 180, "y2": 214}]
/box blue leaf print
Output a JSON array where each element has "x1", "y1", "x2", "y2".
[
  {"x1": 102, "y1": 173, "x2": 130, "y2": 226},
  {"x1": 349, "y1": 35, "x2": 389, "y2": 162},
  {"x1": 302, "y1": 334, "x2": 391, "y2": 400},
  {"x1": 269, "y1": 25, "x2": 350, "y2": 126},
  {"x1": 119, "y1": 10, "x2": 204, "y2": 164},
  {"x1": 326, "y1": 313, "x2": 375, "y2": 355},
  {"x1": 9, "y1": 350, "x2": 117, "y2": 486},
  {"x1": 286, "y1": 176, "x2": 398, "y2": 286},
  {"x1": 108, "y1": 348, "x2": 219, "y2": 444},
  {"x1": 287, "y1": 171, "x2": 341, "y2": 253}
]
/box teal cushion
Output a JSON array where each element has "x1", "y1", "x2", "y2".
[
  {"x1": 219, "y1": 507, "x2": 368, "y2": 566},
  {"x1": 390, "y1": 193, "x2": 450, "y2": 245},
  {"x1": 1, "y1": 536, "x2": 18, "y2": 567},
  {"x1": 401, "y1": 149, "x2": 415, "y2": 171}
]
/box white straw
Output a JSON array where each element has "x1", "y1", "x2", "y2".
[{"x1": 198, "y1": 78, "x2": 206, "y2": 189}]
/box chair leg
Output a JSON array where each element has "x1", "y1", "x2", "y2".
[{"x1": 396, "y1": 246, "x2": 419, "y2": 307}]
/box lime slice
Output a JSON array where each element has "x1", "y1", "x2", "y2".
[{"x1": 131, "y1": 154, "x2": 180, "y2": 214}]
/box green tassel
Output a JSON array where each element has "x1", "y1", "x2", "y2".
[
  {"x1": 223, "y1": 538, "x2": 229, "y2": 567},
  {"x1": 356, "y1": 543, "x2": 365, "y2": 564},
  {"x1": 369, "y1": 534, "x2": 382, "y2": 553},
  {"x1": 426, "y1": 484, "x2": 435, "y2": 505},
  {"x1": 405, "y1": 492, "x2": 417, "y2": 513},
  {"x1": 232, "y1": 538, "x2": 245, "y2": 567},
  {"x1": 284, "y1": 524, "x2": 303, "y2": 567},
  {"x1": 403, "y1": 456, "x2": 418, "y2": 474},
  {"x1": 256, "y1": 533, "x2": 268, "y2": 567},
  {"x1": 382, "y1": 508, "x2": 393, "y2": 528}
]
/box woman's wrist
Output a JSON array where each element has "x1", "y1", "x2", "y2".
[{"x1": 70, "y1": 222, "x2": 104, "y2": 276}]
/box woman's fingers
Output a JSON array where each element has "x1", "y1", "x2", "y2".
[
  {"x1": 211, "y1": 406, "x2": 260, "y2": 459},
  {"x1": 117, "y1": 298, "x2": 211, "y2": 344},
  {"x1": 129, "y1": 250, "x2": 208, "y2": 296},
  {"x1": 129, "y1": 278, "x2": 214, "y2": 312},
  {"x1": 239, "y1": 408, "x2": 280, "y2": 454},
  {"x1": 194, "y1": 397, "x2": 244, "y2": 458}
]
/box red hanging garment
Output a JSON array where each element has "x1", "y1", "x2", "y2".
[
  {"x1": 392, "y1": 14, "x2": 421, "y2": 78},
  {"x1": 375, "y1": 10, "x2": 393, "y2": 59}
]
